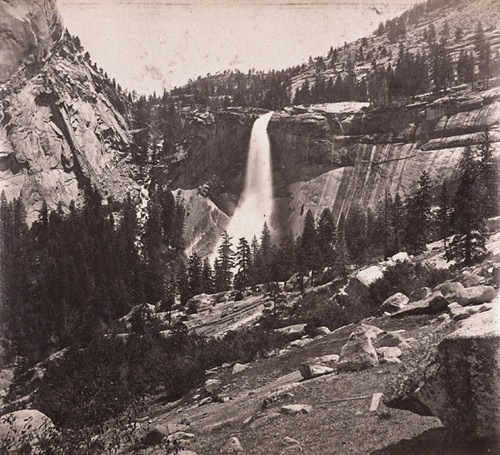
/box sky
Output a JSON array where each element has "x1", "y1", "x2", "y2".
[{"x1": 58, "y1": 0, "x2": 419, "y2": 95}]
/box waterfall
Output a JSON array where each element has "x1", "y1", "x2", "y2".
[{"x1": 211, "y1": 111, "x2": 274, "y2": 260}]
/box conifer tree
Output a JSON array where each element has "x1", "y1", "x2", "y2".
[
  {"x1": 188, "y1": 252, "x2": 203, "y2": 298},
  {"x1": 317, "y1": 208, "x2": 337, "y2": 267},
  {"x1": 449, "y1": 147, "x2": 486, "y2": 265},
  {"x1": 234, "y1": 237, "x2": 252, "y2": 291},
  {"x1": 215, "y1": 231, "x2": 235, "y2": 291}
]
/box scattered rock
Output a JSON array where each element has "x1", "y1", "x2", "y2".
[
  {"x1": 312, "y1": 326, "x2": 331, "y2": 337},
  {"x1": 0, "y1": 410, "x2": 57, "y2": 453},
  {"x1": 281, "y1": 404, "x2": 313, "y2": 415},
  {"x1": 337, "y1": 326, "x2": 379, "y2": 372},
  {"x1": 232, "y1": 363, "x2": 249, "y2": 374},
  {"x1": 380, "y1": 292, "x2": 409, "y2": 313},
  {"x1": 385, "y1": 310, "x2": 500, "y2": 440},
  {"x1": 220, "y1": 436, "x2": 244, "y2": 453},
  {"x1": 409, "y1": 287, "x2": 432, "y2": 302},
  {"x1": 275, "y1": 324, "x2": 307, "y2": 341},
  {"x1": 299, "y1": 362, "x2": 334, "y2": 380}
]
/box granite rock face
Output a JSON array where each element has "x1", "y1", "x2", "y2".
[
  {"x1": 1, "y1": 0, "x2": 136, "y2": 223},
  {"x1": 0, "y1": 0, "x2": 63, "y2": 81}
]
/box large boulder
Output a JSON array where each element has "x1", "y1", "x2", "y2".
[
  {"x1": 380, "y1": 292, "x2": 409, "y2": 313},
  {"x1": 0, "y1": 410, "x2": 57, "y2": 453},
  {"x1": 337, "y1": 326, "x2": 379, "y2": 372},
  {"x1": 433, "y1": 282, "x2": 495, "y2": 306},
  {"x1": 275, "y1": 324, "x2": 307, "y2": 341},
  {"x1": 385, "y1": 309, "x2": 500, "y2": 440},
  {"x1": 391, "y1": 292, "x2": 449, "y2": 317}
]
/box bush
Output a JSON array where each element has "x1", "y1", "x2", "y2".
[
  {"x1": 369, "y1": 262, "x2": 454, "y2": 307},
  {"x1": 33, "y1": 329, "x2": 206, "y2": 429}
]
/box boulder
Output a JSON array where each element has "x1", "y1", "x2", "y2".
[
  {"x1": 312, "y1": 326, "x2": 331, "y2": 337},
  {"x1": 380, "y1": 292, "x2": 409, "y2": 313},
  {"x1": 448, "y1": 302, "x2": 493, "y2": 322},
  {"x1": 220, "y1": 436, "x2": 244, "y2": 453},
  {"x1": 460, "y1": 272, "x2": 483, "y2": 288},
  {"x1": 299, "y1": 363, "x2": 334, "y2": 380},
  {"x1": 376, "y1": 346, "x2": 402, "y2": 364},
  {"x1": 434, "y1": 281, "x2": 467, "y2": 303},
  {"x1": 289, "y1": 338, "x2": 313, "y2": 348},
  {"x1": 275, "y1": 324, "x2": 307, "y2": 341},
  {"x1": 357, "y1": 324, "x2": 384, "y2": 341},
  {"x1": 428, "y1": 294, "x2": 449, "y2": 313},
  {"x1": 204, "y1": 378, "x2": 222, "y2": 394},
  {"x1": 461, "y1": 286, "x2": 496, "y2": 306},
  {"x1": 391, "y1": 292, "x2": 449, "y2": 317},
  {"x1": 409, "y1": 287, "x2": 432, "y2": 302},
  {"x1": 337, "y1": 326, "x2": 379, "y2": 372},
  {"x1": 385, "y1": 310, "x2": 500, "y2": 440},
  {"x1": 280, "y1": 404, "x2": 313, "y2": 415},
  {"x1": 0, "y1": 410, "x2": 57, "y2": 453},
  {"x1": 232, "y1": 363, "x2": 249, "y2": 374}
]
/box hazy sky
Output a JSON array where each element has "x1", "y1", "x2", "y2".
[{"x1": 58, "y1": 0, "x2": 418, "y2": 95}]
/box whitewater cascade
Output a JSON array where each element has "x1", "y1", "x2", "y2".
[{"x1": 212, "y1": 111, "x2": 275, "y2": 259}]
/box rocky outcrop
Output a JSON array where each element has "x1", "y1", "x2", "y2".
[
  {"x1": 0, "y1": 0, "x2": 63, "y2": 81},
  {"x1": 0, "y1": 1, "x2": 136, "y2": 223},
  {"x1": 386, "y1": 308, "x2": 500, "y2": 440}
]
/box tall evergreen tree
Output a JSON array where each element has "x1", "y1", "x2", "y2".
[{"x1": 449, "y1": 147, "x2": 486, "y2": 265}]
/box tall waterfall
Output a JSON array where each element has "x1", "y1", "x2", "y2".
[{"x1": 211, "y1": 111, "x2": 274, "y2": 260}]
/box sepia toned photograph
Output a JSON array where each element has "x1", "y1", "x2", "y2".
[{"x1": 0, "y1": 0, "x2": 499, "y2": 453}]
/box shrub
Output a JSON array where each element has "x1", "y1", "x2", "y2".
[{"x1": 369, "y1": 261, "x2": 454, "y2": 307}]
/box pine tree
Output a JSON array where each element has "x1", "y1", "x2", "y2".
[
  {"x1": 317, "y1": 208, "x2": 337, "y2": 267},
  {"x1": 405, "y1": 170, "x2": 433, "y2": 254},
  {"x1": 216, "y1": 231, "x2": 235, "y2": 291},
  {"x1": 188, "y1": 252, "x2": 203, "y2": 298},
  {"x1": 474, "y1": 22, "x2": 491, "y2": 87},
  {"x1": 437, "y1": 184, "x2": 452, "y2": 258},
  {"x1": 300, "y1": 210, "x2": 319, "y2": 284},
  {"x1": 201, "y1": 259, "x2": 215, "y2": 294},
  {"x1": 234, "y1": 237, "x2": 252, "y2": 291},
  {"x1": 477, "y1": 127, "x2": 498, "y2": 219},
  {"x1": 449, "y1": 147, "x2": 486, "y2": 265},
  {"x1": 176, "y1": 263, "x2": 190, "y2": 306}
]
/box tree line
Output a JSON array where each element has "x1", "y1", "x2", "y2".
[{"x1": 178, "y1": 129, "x2": 497, "y2": 300}]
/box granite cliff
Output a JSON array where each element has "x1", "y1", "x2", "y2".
[
  {"x1": 166, "y1": 88, "x2": 499, "y2": 248},
  {"x1": 0, "y1": 0, "x2": 136, "y2": 223}
]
